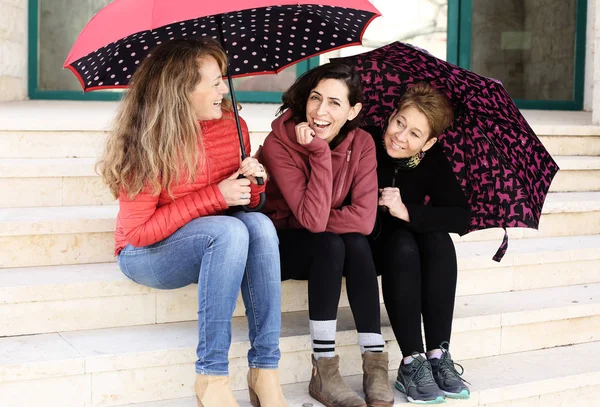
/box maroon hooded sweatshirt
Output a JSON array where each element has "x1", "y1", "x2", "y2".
[{"x1": 259, "y1": 110, "x2": 378, "y2": 235}]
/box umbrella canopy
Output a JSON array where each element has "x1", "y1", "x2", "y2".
[
  {"x1": 64, "y1": 0, "x2": 380, "y2": 91},
  {"x1": 65, "y1": 0, "x2": 380, "y2": 211},
  {"x1": 335, "y1": 42, "x2": 559, "y2": 261}
]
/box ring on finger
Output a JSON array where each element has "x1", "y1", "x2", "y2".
[{"x1": 241, "y1": 192, "x2": 250, "y2": 199}]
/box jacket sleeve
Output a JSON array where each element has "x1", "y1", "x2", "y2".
[
  {"x1": 118, "y1": 184, "x2": 228, "y2": 248},
  {"x1": 326, "y1": 135, "x2": 378, "y2": 235},
  {"x1": 240, "y1": 118, "x2": 266, "y2": 208},
  {"x1": 404, "y1": 151, "x2": 470, "y2": 235},
  {"x1": 262, "y1": 134, "x2": 333, "y2": 232}
]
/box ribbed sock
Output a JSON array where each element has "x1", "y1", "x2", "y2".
[
  {"x1": 310, "y1": 320, "x2": 336, "y2": 359},
  {"x1": 358, "y1": 332, "x2": 385, "y2": 354}
]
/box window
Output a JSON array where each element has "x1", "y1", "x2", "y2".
[{"x1": 454, "y1": 0, "x2": 586, "y2": 110}]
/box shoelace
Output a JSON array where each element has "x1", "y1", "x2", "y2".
[
  {"x1": 438, "y1": 343, "x2": 470, "y2": 385},
  {"x1": 407, "y1": 354, "x2": 437, "y2": 387}
]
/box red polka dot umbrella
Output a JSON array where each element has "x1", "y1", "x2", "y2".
[{"x1": 64, "y1": 0, "x2": 380, "y2": 210}]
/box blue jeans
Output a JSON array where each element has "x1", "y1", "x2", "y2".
[{"x1": 117, "y1": 211, "x2": 282, "y2": 375}]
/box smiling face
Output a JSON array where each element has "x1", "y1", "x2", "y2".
[
  {"x1": 190, "y1": 56, "x2": 229, "y2": 121},
  {"x1": 305, "y1": 78, "x2": 362, "y2": 143},
  {"x1": 383, "y1": 106, "x2": 437, "y2": 159}
]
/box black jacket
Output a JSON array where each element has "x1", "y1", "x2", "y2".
[{"x1": 364, "y1": 125, "x2": 470, "y2": 238}]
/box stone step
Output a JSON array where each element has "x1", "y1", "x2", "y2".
[
  {"x1": 2, "y1": 192, "x2": 599, "y2": 268},
  {"x1": 0, "y1": 158, "x2": 115, "y2": 207},
  {"x1": 125, "y1": 341, "x2": 600, "y2": 407},
  {"x1": 552, "y1": 156, "x2": 600, "y2": 192},
  {"x1": 0, "y1": 283, "x2": 599, "y2": 406},
  {"x1": 1, "y1": 155, "x2": 598, "y2": 207},
  {"x1": 2, "y1": 235, "x2": 600, "y2": 337}
]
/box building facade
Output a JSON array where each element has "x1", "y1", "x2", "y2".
[{"x1": 2, "y1": 0, "x2": 599, "y2": 119}]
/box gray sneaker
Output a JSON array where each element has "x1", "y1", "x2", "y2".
[
  {"x1": 429, "y1": 343, "x2": 470, "y2": 399},
  {"x1": 395, "y1": 353, "x2": 445, "y2": 404}
]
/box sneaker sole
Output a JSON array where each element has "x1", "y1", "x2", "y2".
[
  {"x1": 443, "y1": 389, "x2": 470, "y2": 399},
  {"x1": 395, "y1": 381, "x2": 445, "y2": 404}
]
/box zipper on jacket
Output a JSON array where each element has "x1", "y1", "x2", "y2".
[
  {"x1": 334, "y1": 150, "x2": 352, "y2": 203},
  {"x1": 392, "y1": 166, "x2": 398, "y2": 188}
]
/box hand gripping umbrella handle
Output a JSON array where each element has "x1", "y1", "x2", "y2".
[{"x1": 242, "y1": 175, "x2": 266, "y2": 212}]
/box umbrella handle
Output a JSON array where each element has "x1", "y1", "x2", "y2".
[{"x1": 242, "y1": 176, "x2": 266, "y2": 212}]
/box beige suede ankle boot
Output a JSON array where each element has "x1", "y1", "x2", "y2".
[
  {"x1": 247, "y1": 368, "x2": 289, "y2": 407},
  {"x1": 308, "y1": 355, "x2": 367, "y2": 407},
  {"x1": 362, "y1": 351, "x2": 394, "y2": 407},
  {"x1": 194, "y1": 374, "x2": 239, "y2": 407}
]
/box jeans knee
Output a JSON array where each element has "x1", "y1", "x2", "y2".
[
  {"x1": 237, "y1": 212, "x2": 278, "y2": 245},
  {"x1": 209, "y1": 216, "x2": 250, "y2": 252}
]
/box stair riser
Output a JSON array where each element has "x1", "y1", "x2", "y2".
[
  {"x1": 0, "y1": 132, "x2": 597, "y2": 158},
  {"x1": 1, "y1": 170, "x2": 597, "y2": 208},
  {"x1": 2, "y1": 325, "x2": 596, "y2": 407},
  {"x1": 3, "y1": 211, "x2": 598, "y2": 268},
  {"x1": 0, "y1": 132, "x2": 269, "y2": 159},
  {"x1": 0, "y1": 177, "x2": 115, "y2": 208},
  {"x1": 0, "y1": 131, "x2": 106, "y2": 159},
  {"x1": 539, "y1": 135, "x2": 600, "y2": 156},
  {"x1": 457, "y1": 211, "x2": 600, "y2": 243},
  {"x1": 0, "y1": 233, "x2": 114, "y2": 268},
  {"x1": 550, "y1": 170, "x2": 600, "y2": 192},
  {"x1": 2, "y1": 365, "x2": 598, "y2": 407}
]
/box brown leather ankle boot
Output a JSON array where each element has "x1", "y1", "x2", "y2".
[
  {"x1": 362, "y1": 352, "x2": 394, "y2": 407},
  {"x1": 308, "y1": 355, "x2": 367, "y2": 407},
  {"x1": 194, "y1": 374, "x2": 239, "y2": 407},
  {"x1": 247, "y1": 368, "x2": 289, "y2": 407}
]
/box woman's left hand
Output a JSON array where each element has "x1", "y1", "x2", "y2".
[
  {"x1": 379, "y1": 187, "x2": 410, "y2": 222},
  {"x1": 239, "y1": 157, "x2": 268, "y2": 184}
]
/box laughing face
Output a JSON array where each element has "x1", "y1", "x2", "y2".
[
  {"x1": 383, "y1": 106, "x2": 437, "y2": 159},
  {"x1": 191, "y1": 56, "x2": 229, "y2": 121},
  {"x1": 305, "y1": 78, "x2": 362, "y2": 143}
]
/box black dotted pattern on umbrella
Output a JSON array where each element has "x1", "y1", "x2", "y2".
[{"x1": 69, "y1": 5, "x2": 376, "y2": 90}]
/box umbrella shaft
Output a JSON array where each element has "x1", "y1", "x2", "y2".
[
  {"x1": 226, "y1": 73, "x2": 247, "y2": 160},
  {"x1": 215, "y1": 14, "x2": 247, "y2": 160}
]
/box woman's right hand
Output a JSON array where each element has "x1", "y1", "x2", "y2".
[
  {"x1": 295, "y1": 122, "x2": 315, "y2": 145},
  {"x1": 217, "y1": 171, "x2": 252, "y2": 207}
]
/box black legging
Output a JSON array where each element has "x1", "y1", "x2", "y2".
[
  {"x1": 278, "y1": 229, "x2": 381, "y2": 334},
  {"x1": 371, "y1": 227, "x2": 458, "y2": 354}
]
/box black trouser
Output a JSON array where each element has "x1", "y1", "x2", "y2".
[
  {"x1": 371, "y1": 227, "x2": 458, "y2": 355},
  {"x1": 278, "y1": 229, "x2": 381, "y2": 334}
]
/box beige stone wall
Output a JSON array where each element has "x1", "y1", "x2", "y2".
[{"x1": 0, "y1": 0, "x2": 27, "y2": 101}]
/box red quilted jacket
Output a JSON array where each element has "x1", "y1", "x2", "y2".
[{"x1": 114, "y1": 112, "x2": 265, "y2": 255}]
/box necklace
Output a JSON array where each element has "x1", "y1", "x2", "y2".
[{"x1": 381, "y1": 137, "x2": 424, "y2": 169}]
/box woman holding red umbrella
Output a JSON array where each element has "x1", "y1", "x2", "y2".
[
  {"x1": 365, "y1": 83, "x2": 470, "y2": 404},
  {"x1": 97, "y1": 39, "x2": 288, "y2": 407}
]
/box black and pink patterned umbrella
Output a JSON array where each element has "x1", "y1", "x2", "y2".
[{"x1": 335, "y1": 42, "x2": 559, "y2": 261}]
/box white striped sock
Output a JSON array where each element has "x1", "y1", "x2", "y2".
[
  {"x1": 358, "y1": 332, "x2": 385, "y2": 354},
  {"x1": 310, "y1": 320, "x2": 337, "y2": 359}
]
